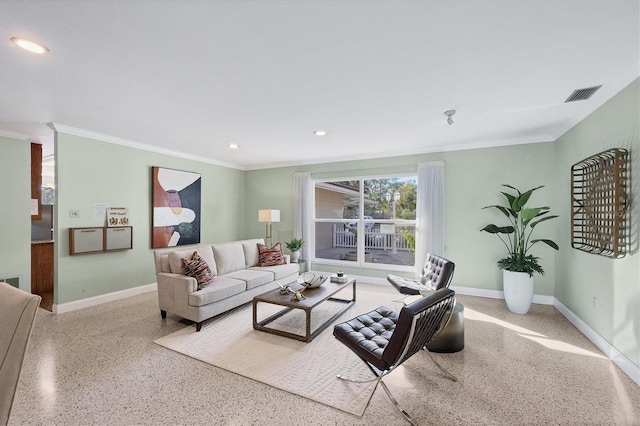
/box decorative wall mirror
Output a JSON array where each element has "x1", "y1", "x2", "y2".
[{"x1": 571, "y1": 148, "x2": 629, "y2": 258}]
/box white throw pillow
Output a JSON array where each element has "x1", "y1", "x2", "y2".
[{"x1": 212, "y1": 242, "x2": 246, "y2": 275}]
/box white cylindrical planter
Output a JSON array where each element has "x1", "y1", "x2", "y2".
[
  {"x1": 291, "y1": 250, "x2": 301, "y2": 263},
  {"x1": 503, "y1": 270, "x2": 534, "y2": 314}
]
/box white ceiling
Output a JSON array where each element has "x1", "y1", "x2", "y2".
[{"x1": 1, "y1": 1, "x2": 638, "y2": 170}]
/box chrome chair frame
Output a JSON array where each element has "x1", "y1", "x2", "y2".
[{"x1": 333, "y1": 288, "x2": 457, "y2": 425}]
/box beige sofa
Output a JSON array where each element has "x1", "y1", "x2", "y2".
[
  {"x1": 0, "y1": 282, "x2": 41, "y2": 425},
  {"x1": 154, "y1": 238, "x2": 299, "y2": 331}
]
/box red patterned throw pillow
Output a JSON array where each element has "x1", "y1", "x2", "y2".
[
  {"x1": 182, "y1": 251, "x2": 214, "y2": 290},
  {"x1": 257, "y1": 243, "x2": 285, "y2": 267}
]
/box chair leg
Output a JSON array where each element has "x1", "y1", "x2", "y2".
[
  {"x1": 380, "y1": 380, "x2": 418, "y2": 426},
  {"x1": 337, "y1": 373, "x2": 416, "y2": 425},
  {"x1": 424, "y1": 348, "x2": 458, "y2": 382}
]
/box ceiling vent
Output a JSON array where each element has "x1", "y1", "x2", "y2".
[{"x1": 565, "y1": 85, "x2": 602, "y2": 103}]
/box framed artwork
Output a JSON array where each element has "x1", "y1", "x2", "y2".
[{"x1": 152, "y1": 167, "x2": 201, "y2": 248}]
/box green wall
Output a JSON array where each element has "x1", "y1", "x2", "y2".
[
  {"x1": 0, "y1": 135, "x2": 31, "y2": 292},
  {"x1": 245, "y1": 141, "x2": 558, "y2": 294},
  {"x1": 554, "y1": 78, "x2": 639, "y2": 369},
  {"x1": 54, "y1": 132, "x2": 246, "y2": 304}
]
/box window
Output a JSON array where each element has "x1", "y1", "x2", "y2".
[{"x1": 313, "y1": 176, "x2": 417, "y2": 269}]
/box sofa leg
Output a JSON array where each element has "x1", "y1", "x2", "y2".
[
  {"x1": 160, "y1": 310, "x2": 167, "y2": 319},
  {"x1": 196, "y1": 322, "x2": 202, "y2": 332}
]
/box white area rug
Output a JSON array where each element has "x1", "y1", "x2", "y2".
[{"x1": 154, "y1": 285, "x2": 397, "y2": 416}]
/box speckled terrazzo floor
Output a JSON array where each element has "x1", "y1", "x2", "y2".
[{"x1": 8, "y1": 283, "x2": 640, "y2": 426}]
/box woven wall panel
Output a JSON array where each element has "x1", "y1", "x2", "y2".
[{"x1": 571, "y1": 148, "x2": 628, "y2": 258}]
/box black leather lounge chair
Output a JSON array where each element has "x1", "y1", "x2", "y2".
[{"x1": 333, "y1": 288, "x2": 457, "y2": 425}]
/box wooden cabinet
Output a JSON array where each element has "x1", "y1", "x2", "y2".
[
  {"x1": 31, "y1": 143, "x2": 42, "y2": 221},
  {"x1": 69, "y1": 226, "x2": 133, "y2": 255},
  {"x1": 31, "y1": 241, "x2": 53, "y2": 294}
]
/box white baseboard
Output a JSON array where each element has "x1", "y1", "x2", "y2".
[
  {"x1": 451, "y1": 285, "x2": 504, "y2": 300},
  {"x1": 453, "y1": 285, "x2": 639, "y2": 386},
  {"x1": 451, "y1": 285, "x2": 555, "y2": 305},
  {"x1": 554, "y1": 299, "x2": 640, "y2": 386},
  {"x1": 52, "y1": 283, "x2": 157, "y2": 314}
]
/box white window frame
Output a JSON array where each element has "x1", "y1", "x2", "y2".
[{"x1": 311, "y1": 174, "x2": 417, "y2": 273}]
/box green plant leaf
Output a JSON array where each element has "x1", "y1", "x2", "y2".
[
  {"x1": 502, "y1": 184, "x2": 521, "y2": 195},
  {"x1": 516, "y1": 185, "x2": 544, "y2": 209},
  {"x1": 530, "y1": 239, "x2": 559, "y2": 250},
  {"x1": 482, "y1": 205, "x2": 512, "y2": 217},
  {"x1": 497, "y1": 254, "x2": 544, "y2": 276},
  {"x1": 481, "y1": 224, "x2": 514, "y2": 234},
  {"x1": 285, "y1": 238, "x2": 304, "y2": 251},
  {"x1": 521, "y1": 207, "x2": 543, "y2": 225},
  {"x1": 502, "y1": 192, "x2": 520, "y2": 213},
  {"x1": 530, "y1": 215, "x2": 559, "y2": 229}
]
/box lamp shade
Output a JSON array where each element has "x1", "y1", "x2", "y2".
[{"x1": 258, "y1": 209, "x2": 280, "y2": 223}]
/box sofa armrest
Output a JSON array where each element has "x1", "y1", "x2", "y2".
[
  {"x1": 156, "y1": 272, "x2": 197, "y2": 312},
  {"x1": 283, "y1": 254, "x2": 291, "y2": 264}
]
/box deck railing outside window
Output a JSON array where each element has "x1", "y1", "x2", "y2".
[{"x1": 332, "y1": 225, "x2": 411, "y2": 251}]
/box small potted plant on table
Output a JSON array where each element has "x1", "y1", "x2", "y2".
[{"x1": 285, "y1": 238, "x2": 304, "y2": 263}]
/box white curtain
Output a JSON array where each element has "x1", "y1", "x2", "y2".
[
  {"x1": 415, "y1": 161, "x2": 445, "y2": 277},
  {"x1": 293, "y1": 172, "x2": 313, "y2": 271}
]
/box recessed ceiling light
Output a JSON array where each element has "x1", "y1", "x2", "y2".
[
  {"x1": 10, "y1": 37, "x2": 50, "y2": 54},
  {"x1": 228, "y1": 143, "x2": 240, "y2": 149},
  {"x1": 314, "y1": 130, "x2": 327, "y2": 136}
]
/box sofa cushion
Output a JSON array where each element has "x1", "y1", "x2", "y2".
[
  {"x1": 241, "y1": 239, "x2": 264, "y2": 268},
  {"x1": 188, "y1": 276, "x2": 246, "y2": 307},
  {"x1": 182, "y1": 252, "x2": 214, "y2": 290},
  {"x1": 155, "y1": 252, "x2": 171, "y2": 274},
  {"x1": 168, "y1": 246, "x2": 217, "y2": 276},
  {"x1": 224, "y1": 269, "x2": 274, "y2": 290},
  {"x1": 212, "y1": 242, "x2": 246, "y2": 275},
  {"x1": 257, "y1": 243, "x2": 285, "y2": 266},
  {"x1": 250, "y1": 262, "x2": 300, "y2": 280}
]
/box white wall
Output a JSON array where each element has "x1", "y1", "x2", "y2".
[
  {"x1": 554, "y1": 78, "x2": 640, "y2": 370},
  {"x1": 0, "y1": 135, "x2": 31, "y2": 292}
]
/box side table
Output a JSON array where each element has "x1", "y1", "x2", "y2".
[{"x1": 426, "y1": 302, "x2": 464, "y2": 353}]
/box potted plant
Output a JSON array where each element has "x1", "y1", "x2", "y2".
[
  {"x1": 481, "y1": 185, "x2": 558, "y2": 314},
  {"x1": 285, "y1": 238, "x2": 304, "y2": 263}
]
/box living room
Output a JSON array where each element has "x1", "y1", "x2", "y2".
[{"x1": 1, "y1": 1, "x2": 638, "y2": 425}]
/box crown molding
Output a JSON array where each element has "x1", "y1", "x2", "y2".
[
  {"x1": 49, "y1": 123, "x2": 243, "y2": 170},
  {"x1": 0, "y1": 129, "x2": 31, "y2": 141},
  {"x1": 244, "y1": 135, "x2": 555, "y2": 171}
]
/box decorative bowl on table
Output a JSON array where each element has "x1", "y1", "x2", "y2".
[{"x1": 301, "y1": 272, "x2": 328, "y2": 288}]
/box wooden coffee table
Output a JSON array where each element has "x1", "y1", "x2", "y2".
[{"x1": 252, "y1": 277, "x2": 356, "y2": 342}]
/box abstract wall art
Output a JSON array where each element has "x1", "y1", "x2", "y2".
[{"x1": 152, "y1": 166, "x2": 201, "y2": 248}]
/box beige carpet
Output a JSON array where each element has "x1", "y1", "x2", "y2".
[{"x1": 154, "y1": 286, "x2": 398, "y2": 416}]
